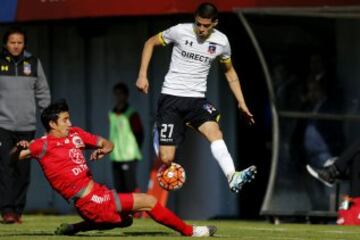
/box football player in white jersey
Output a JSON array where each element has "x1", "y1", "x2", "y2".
[{"x1": 136, "y1": 2, "x2": 256, "y2": 193}]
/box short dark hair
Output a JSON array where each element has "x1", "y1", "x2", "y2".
[
  {"x1": 41, "y1": 99, "x2": 69, "y2": 132},
  {"x1": 2, "y1": 27, "x2": 27, "y2": 46},
  {"x1": 113, "y1": 82, "x2": 129, "y2": 96},
  {"x1": 195, "y1": 2, "x2": 218, "y2": 21}
]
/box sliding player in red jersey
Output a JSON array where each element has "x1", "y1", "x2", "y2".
[{"x1": 11, "y1": 100, "x2": 216, "y2": 237}]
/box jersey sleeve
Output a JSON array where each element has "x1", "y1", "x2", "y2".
[
  {"x1": 73, "y1": 127, "x2": 99, "y2": 148},
  {"x1": 219, "y1": 37, "x2": 232, "y2": 63},
  {"x1": 29, "y1": 139, "x2": 45, "y2": 159},
  {"x1": 159, "y1": 24, "x2": 182, "y2": 46}
]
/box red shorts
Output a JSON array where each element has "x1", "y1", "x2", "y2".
[{"x1": 74, "y1": 183, "x2": 133, "y2": 223}]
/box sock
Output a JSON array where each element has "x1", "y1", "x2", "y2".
[
  {"x1": 210, "y1": 139, "x2": 236, "y2": 181},
  {"x1": 147, "y1": 202, "x2": 193, "y2": 236}
]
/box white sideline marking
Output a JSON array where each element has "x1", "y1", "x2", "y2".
[
  {"x1": 269, "y1": 238, "x2": 305, "y2": 240},
  {"x1": 238, "y1": 226, "x2": 286, "y2": 231},
  {"x1": 218, "y1": 235, "x2": 305, "y2": 240},
  {"x1": 321, "y1": 230, "x2": 359, "y2": 234}
]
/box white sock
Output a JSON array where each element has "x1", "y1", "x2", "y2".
[{"x1": 210, "y1": 139, "x2": 236, "y2": 181}]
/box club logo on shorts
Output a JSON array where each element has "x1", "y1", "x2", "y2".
[
  {"x1": 203, "y1": 103, "x2": 216, "y2": 114},
  {"x1": 208, "y1": 43, "x2": 217, "y2": 54},
  {"x1": 72, "y1": 136, "x2": 85, "y2": 148}
]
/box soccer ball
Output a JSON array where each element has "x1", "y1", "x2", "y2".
[{"x1": 157, "y1": 163, "x2": 186, "y2": 191}]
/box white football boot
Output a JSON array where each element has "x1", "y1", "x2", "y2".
[
  {"x1": 192, "y1": 225, "x2": 217, "y2": 237},
  {"x1": 228, "y1": 165, "x2": 257, "y2": 193}
]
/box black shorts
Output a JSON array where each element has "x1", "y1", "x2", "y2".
[{"x1": 156, "y1": 94, "x2": 220, "y2": 145}]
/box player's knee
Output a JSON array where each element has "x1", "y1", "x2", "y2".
[
  {"x1": 119, "y1": 214, "x2": 133, "y2": 228},
  {"x1": 159, "y1": 152, "x2": 174, "y2": 165},
  {"x1": 199, "y1": 122, "x2": 223, "y2": 141},
  {"x1": 213, "y1": 130, "x2": 223, "y2": 139},
  {"x1": 208, "y1": 129, "x2": 223, "y2": 141}
]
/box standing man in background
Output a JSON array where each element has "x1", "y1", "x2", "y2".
[
  {"x1": 0, "y1": 27, "x2": 51, "y2": 224},
  {"x1": 136, "y1": 2, "x2": 256, "y2": 193},
  {"x1": 109, "y1": 82, "x2": 144, "y2": 193}
]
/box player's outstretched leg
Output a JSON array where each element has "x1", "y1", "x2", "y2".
[
  {"x1": 228, "y1": 165, "x2": 257, "y2": 193},
  {"x1": 144, "y1": 199, "x2": 217, "y2": 237}
]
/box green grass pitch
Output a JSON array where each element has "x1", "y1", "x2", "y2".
[{"x1": 1, "y1": 215, "x2": 360, "y2": 239}]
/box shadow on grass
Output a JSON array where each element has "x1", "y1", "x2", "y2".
[
  {"x1": 0, "y1": 231, "x2": 174, "y2": 237},
  {"x1": 78, "y1": 231, "x2": 173, "y2": 237}
]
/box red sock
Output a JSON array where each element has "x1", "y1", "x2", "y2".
[{"x1": 147, "y1": 202, "x2": 193, "y2": 236}]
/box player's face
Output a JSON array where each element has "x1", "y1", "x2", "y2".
[
  {"x1": 51, "y1": 112, "x2": 72, "y2": 137},
  {"x1": 5, "y1": 33, "x2": 25, "y2": 57},
  {"x1": 194, "y1": 16, "x2": 217, "y2": 39}
]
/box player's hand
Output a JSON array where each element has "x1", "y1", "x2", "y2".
[
  {"x1": 10, "y1": 140, "x2": 30, "y2": 161},
  {"x1": 238, "y1": 104, "x2": 255, "y2": 126},
  {"x1": 136, "y1": 76, "x2": 149, "y2": 94},
  {"x1": 90, "y1": 149, "x2": 106, "y2": 161},
  {"x1": 16, "y1": 140, "x2": 30, "y2": 150}
]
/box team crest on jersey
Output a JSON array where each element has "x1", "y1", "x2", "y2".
[
  {"x1": 69, "y1": 148, "x2": 86, "y2": 164},
  {"x1": 203, "y1": 103, "x2": 216, "y2": 114},
  {"x1": 72, "y1": 135, "x2": 85, "y2": 148},
  {"x1": 23, "y1": 62, "x2": 32, "y2": 75},
  {"x1": 208, "y1": 43, "x2": 217, "y2": 54}
]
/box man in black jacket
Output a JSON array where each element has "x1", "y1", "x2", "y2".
[{"x1": 0, "y1": 27, "x2": 51, "y2": 224}]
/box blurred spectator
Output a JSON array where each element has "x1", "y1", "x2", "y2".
[
  {"x1": 306, "y1": 54, "x2": 329, "y2": 86},
  {"x1": 271, "y1": 57, "x2": 301, "y2": 110},
  {"x1": 291, "y1": 54, "x2": 343, "y2": 210},
  {"x1": 0, "y1": 27, "x2": 51, "y2": 224},
  {"x1": 297, "y1": 54, "x2": 343, "y2": 168},
  {"x1": 302, "y1": 53, "x2": 340, "y2": 103},
  {"x1": 109, "y1": 82, "x2": 143, "y2": 193}
]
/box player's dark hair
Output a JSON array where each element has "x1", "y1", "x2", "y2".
[
  {"x1": 195, "y1": 2, "x2": 218, "y2": 21},
  {"x1": 2, "y1": 27, "x2": 27, "y2": 47},
  {"x1": 113, "y1": 82, "x2": 129, "y2": 96},
  {"x1": 41, "y1": 99, "x2": 69, "y2": 132}
]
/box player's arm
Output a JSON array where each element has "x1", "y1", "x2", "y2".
[
  {"x1": 222, "y1": 60, "x2": 255, "y2": 125},
  {"x1": 136, "y1": 33, "x2": 164, "y2": 94},
  {"x1": 90, "y1": 136, "x2": 114, "y2": 161},
  {"x1": 10, "y1": 140, "x2": 32, "y2": 161}
]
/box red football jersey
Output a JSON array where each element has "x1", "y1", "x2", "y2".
[{"x1": 29, "y1": 127, "x2": 99, "y2": 200}]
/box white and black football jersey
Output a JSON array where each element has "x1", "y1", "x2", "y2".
[{"x1": 159, "y1": 23, "x2": 231, "y2": 97}]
